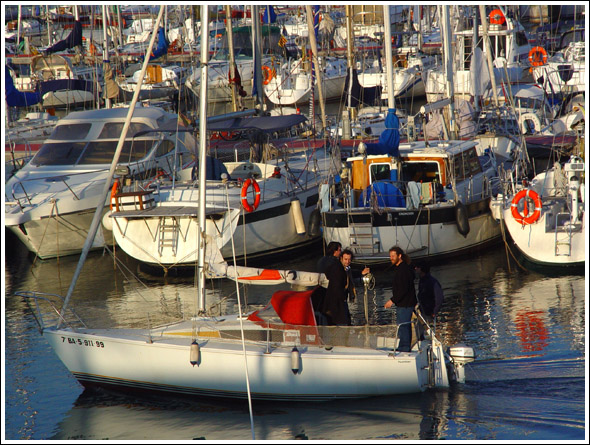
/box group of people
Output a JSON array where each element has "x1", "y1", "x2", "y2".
[
  {"x1": 317, "y1": 242, "x2": 444, "y2": 353},
  {"x1": 315, "y1": 241, "x2": 370, "y2": 326}
]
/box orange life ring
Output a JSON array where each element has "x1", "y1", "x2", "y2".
[
  {"x1": 489, "y1": 8, "x2": 505, "y2": 25},
  {"x1": 262, "y1": 65, "x2": 275, "y2": 85},
  {"x1": 510, "y1": 189, "x2": 542, "y2": 225},
  {"x1": 241, "y1": 178, "x2": 261, "y2": 212},
  {"x1": 110, "y1": 179, "x2": 121, "y2": 210},
  {"x1": 528, "y1": 46, "x2": 548, "y2": 67}
]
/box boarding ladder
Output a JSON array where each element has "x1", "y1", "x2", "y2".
[
  {"x1": 554, "y1": 212, "x2": 579, "y2": 257},
  {"x1": 158, "y1": 216, "x2": 179, "y2": 256},
  {"x1": 348, "y1": 210, "x2": 378, "y2": 256}
]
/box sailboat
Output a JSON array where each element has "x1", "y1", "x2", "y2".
[
  {"x1": 17, "y1": 6, "x2": 475, "y2": 402},
  {"x1": 490, "y1": 154, "x2": 585, "y2": 269}
]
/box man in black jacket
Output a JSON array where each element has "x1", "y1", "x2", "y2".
[{"x1": 384, "y1": 246, "x2": 417, "y2": 352}]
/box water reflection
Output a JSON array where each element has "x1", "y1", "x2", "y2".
[{"x1": 5, "y1": 234, "x2": 586, "y2": 440}]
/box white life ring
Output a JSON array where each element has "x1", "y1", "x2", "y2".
[{"x1": 519, "y1": 112, "x2": 542, "y2": 134}]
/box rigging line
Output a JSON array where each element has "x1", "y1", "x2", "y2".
[{"x1": 225, "y1": 181, "x2": 256, "y2": 440}]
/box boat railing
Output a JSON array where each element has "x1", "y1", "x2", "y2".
[
  {"x1": 16, "y1": 291, "x2": 87, "y2": 333},
  {"x1": 6, "y1": 168, "x2": 110, "y2": 211},
  {"x1": 193, "y1": 319, "x2": 429, "y2": 352}
]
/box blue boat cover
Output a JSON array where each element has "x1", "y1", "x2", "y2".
[
  {"x1": 365, "y1": 108, "x2": 400, "y2": 157},
  {"x1": 262, "y1": 6, "x2": 276, "y2": 23},
  {"x1": 5, "y1": 66, "x2": 41, "y2": 107},
  {"x1": 358, "y1": 181, "x2": 405, "y2": 208},
  {"x1": 141, "y1": 27, "x2": 169, "y2": 61},
  {"x1": 208, "y1": 114, "x2": 307, "y2": 133},
  {"x1": 45, "y1": 20, "x2": 82, "y2": 54}
]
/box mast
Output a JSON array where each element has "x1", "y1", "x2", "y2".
[
  {"x1": 479, "y1": 5, "x2": 500, "y2": 109},
  {"x1": 383, "y1": 5, "x2": 395, "y2": 110},
  {"x1": 102, "y1": 5, "x2": 111, "y2": 108},
  {"x1": 441, "y1": 5, "x2": 457, "y2": 139},
  {"x1": 251, "y1": 5, "x2": 264, "y2": 110},
  {"x1": 197, "y1": 5, "x2": 209, "y2": 314},
  {"x1": 58, "y1": 6, "x2": 165, "y2": 324},
  {"x1": 305, "y1": 5, "x2": 327, "y2": 133},
  {"x1": 225, "y1": 5, "x2": 238, "y2": 112}
]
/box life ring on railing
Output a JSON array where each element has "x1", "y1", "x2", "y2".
[
  {"x1": 262, "y1": 65, "x2": 275, "y2": 85},
  {"x1": 110, "y1": 179, "x2": 121, "y2": 210},
  {"x1": 511, "y1": 189, "x2": 542, "y2": 225},
  {"x1": 528, "y1": 46, "x2": 548, "y2": 67},
  {"x1": 241, "y1": 178, "x2": 261, "y2": 212},
  {"x1": 519, "y1": 112, "x2": 542, "y2": 134},
  {"x1": 489, "y1": 8, "x2": 505, "y2": 25}
]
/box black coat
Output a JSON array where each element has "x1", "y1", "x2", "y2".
[
  {"x1": 320, "y1": 260, "x2": 351, "y2": 326},
  {"x1": 389, "y1": 261, "x2": 417, "y2": 308}
]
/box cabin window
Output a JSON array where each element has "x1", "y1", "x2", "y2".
[
  {"x1": 50, "y1": 123, "x2": 92, "y2": 140},
  {"x1": 370, "y1": 163, "x2": 391, "y2": 183},
  {"x1": 452, "y1": 148, "x2": 481, "y2": 181},
  {"x1": 401, "y1": 161, "x2": 441, "y2": 184},
  {"x1": 31, "y1": 142, "x2": 87, "y2": 166},
  {"x1": 515, "y1": 31, "x2": 528, "y2": 47},
  {"x1": 155, "y1": 140, "x2": 176, "y2": 157},
  {"x1": 77, "y1": 140, "x2": 155, "y2": 164},
  {"x1": 98, "y1": 122, "x2": 152, "y2": 139}
]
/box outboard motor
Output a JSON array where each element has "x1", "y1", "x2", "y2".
[{"x1": 447, "y1": 344, "x2": 476, "y2": 383}]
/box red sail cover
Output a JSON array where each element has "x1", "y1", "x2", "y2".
[{"x1": 248, "y1": 289, "x2": 317, "y2": 326}]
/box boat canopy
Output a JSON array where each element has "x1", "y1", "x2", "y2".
[
  {"x1": 208, "y1": 114, "x2": 306, "y2": 133},
  {"x1": 44, "y1": 20, "x2": 82, "y2": 54}
]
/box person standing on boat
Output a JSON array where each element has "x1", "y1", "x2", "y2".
[
  {"x1": 340, "y1": 249, "x2": 370, "y2": 304},
  {"x1": 317, "y1": 241, "x2": 342, "y2": 274},
  {"x1": 312, "y1": 241, "x2": 342, "y2": 325},
  {"x1": 415, "y1": 262, "x2": 444, "y2": 324},
  {"x1": 384, "y1": 246, "x2": 417, "y2": 352}
]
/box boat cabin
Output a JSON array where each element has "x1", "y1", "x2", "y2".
[{"x1": 345, "y1": 140, "x2": 485, "y2": 208}]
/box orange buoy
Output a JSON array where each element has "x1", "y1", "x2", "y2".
[
  {"x1": 261, "y1": 65, "x2": 275, "y2": 85},
  {"x1": 528, "y1": 46, "x2": 548, "y2": 67},
  {"x1": 241, "y1": 178, "x2": 261, "y2": 212},
  {"x1": 510, "y1": 189, "x2": 542, "y2": 225},
  {"x1": 489, "y1": 8, "x2": 506, "y2": 25}
]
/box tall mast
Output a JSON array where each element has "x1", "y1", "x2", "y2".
[
  {"x1": 383, "y1": 5, "x2": 395, "y2": 110},
  {"x1": 102, "y1": 5, "x2": 111, "y2": 108},
  {"x1": 441, "y1": 5, "x2": 457, "y2": 139},
  {"x1": 479, "y1": 5, "x2": 500, "y2": 110},
  {"x1": 305, "y1": 5, "x2": 327, "y2": 133},
  {"x1": 225, "y1": 5, "x2": 238, "y2": 112},
  {"x1": 197, "y1": 4, "x2": 210, "y2": 314}
]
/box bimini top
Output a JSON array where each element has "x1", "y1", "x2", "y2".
[{"x1": 208, "y1": 114, "x2": 307, "y2": 133}]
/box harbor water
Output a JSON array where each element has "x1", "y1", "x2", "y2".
[{"x1": 3, "y1": 229, "x2": 586, "y2": 441}]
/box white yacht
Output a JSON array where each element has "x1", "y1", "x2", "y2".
[{"x1": 5, "y1": 106, "x2": 194, "y2": 259}]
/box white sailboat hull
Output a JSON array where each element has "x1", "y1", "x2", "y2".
[
  {"x1": 323, "y1": 202, "x2": 501, "y2": 264},
  {"x1": 42, "y1": 323, "x2": 445, "y2": 400}
]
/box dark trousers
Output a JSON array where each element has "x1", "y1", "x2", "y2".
[{"x1": 396, "y1": 306, "x2": 414, "y2": 352}]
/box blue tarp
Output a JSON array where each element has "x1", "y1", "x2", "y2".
[
  {"x1": 142, "y1": 27, "x2": 169, "y2": 61},
  {"x1": 358, "y1": 181, "x2": 405, "y2": 208},
  {"x1": 5, "y1": 66, "x2": 41, "y2": 107},
  {"x1": 365, "y1": 108, "x2": 400, "y2": 157},
  {"x1": 38, "y1": 78, "x2": 99, "y2": 97},
  {"x1": 262, "y1": 6, "x2": 276, "y2": 23},
  {"x1": 208, "y1": 114, "x2": 307, "y2": 133},
  {"x1": 45, "y1": 20, "x2": 82, "y2": 54}
]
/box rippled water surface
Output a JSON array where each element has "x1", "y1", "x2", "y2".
[{"x1": 4, "y1": 231, "x2": 587, "y2": 440}]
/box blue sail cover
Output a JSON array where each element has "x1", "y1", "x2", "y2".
[
  {"x1": 5, "y1": 66, "x2": 41, "y2": 107},
  {"x1": 262, "y1": 6, "x2": 276, "y2": 23},
  {"x1": 141, "y1": 27, "x2": 169, "y2": 61},
  {"x1": 45, "y1": 20, "x2": 82, "y2": 54},
  {"x1": 365, "y1": 108, "x2": 400, "y2": 157}
]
